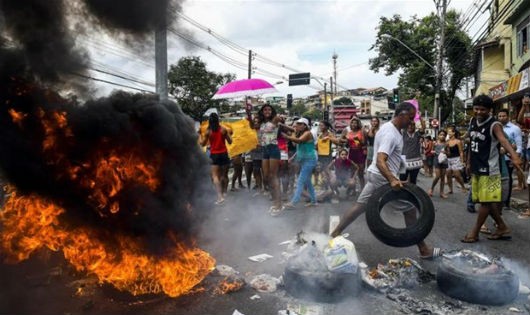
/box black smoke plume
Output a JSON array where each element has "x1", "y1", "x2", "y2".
[{"x1": 0, "y1": 0, "x2": 214, "y2": 255}]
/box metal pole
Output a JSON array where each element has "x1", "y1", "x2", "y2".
[
  {"x1": 248, "y1": 50, "x2": 252, "y2": 79},
  {"x1": 324, "y1": 83, "x2": 328, "y2": 109},
  {"x1": 434, "y1": 0, "x2": 447, "y2": 120},
  {"x1": 155, "y1": 23, "x2": 168, "y2": 101}
]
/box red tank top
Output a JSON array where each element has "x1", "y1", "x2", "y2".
[
  {"x1": 209, "y1": 128, "x2": 227, "y2": 154},
  {"x1": 347, "y1": 129, "x2": 364, "y2": 150}
]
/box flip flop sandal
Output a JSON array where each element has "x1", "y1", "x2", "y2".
[
  {"x1": 461, "y1": 235, "x2": 479, "y2": 243},
  {"x1": 214, "y1": 199, "x2": 225, "y2": 205},
  {"x1": 479, "y1": 226, "x2": 491, "y2": 234},
  {"x1": 487, "y1": 233, "x2": 512, "y2": 241},
  {"x1": 269, "y1": 206, "x2": 283, "y2": 217}
]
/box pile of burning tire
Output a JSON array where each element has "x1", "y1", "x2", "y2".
[
  {"x1": 283, "y1": 241, "x2": 361, "y2": 303},
  {"x1": 436, "y1": 250, "x2": 519, "y2": 305}
]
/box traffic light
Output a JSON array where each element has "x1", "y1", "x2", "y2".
[
  {"x1": 323, "y1": 110, "x2": 329, "y2": 121},
  {"x1": 287, "y1": 94, "x2": 293, "y2": 108},
  {"x1": 392, "y1": 88, "x2": 400, "y2": 104}
]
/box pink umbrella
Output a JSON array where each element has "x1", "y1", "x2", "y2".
[
  {"x1": 211, "y1": 78, "x2": 278, "y2": 99},
  {"x1": 404, "y1": 99, "x2": 421, "y2": 122}
]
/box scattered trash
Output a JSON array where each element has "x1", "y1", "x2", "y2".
[
  {"x1": 214, "y1": 275, "x2": 245, "y2": 294},
  {"x1": 328, "y1": 215, "x2": 340, "y2": 235},
  {"x1": 248, "y1": 253, "x2": 273, "y2": 262},
  {"x1": 216, "y1": 265, "x2": 239, "y2": 277},
  {"x1": 279, "y1": 240, "x2": 291, "y2": 246},
  {"x1": 249, "y1": 294, "x2": 260, "y2": 300},
  {"x1": 509, "y1": 307, "x2": 523, "y2": 312},
  {"x1": 283, "y1": 240, "x2": 360, "y2": 302},
  {"x1": 361, "y1": 258, "x2": 434, "y2": 292},
  {"x1": 232, "y1": 310, "x2": 245, "y2": 315},
  {"x1": 250, "y1": 274, "x2": 281, "y2": 293},
  {"x1": 286, "y1": 302, "x2": 323, "y2": 315},
  {"x1": 323, "y1": 235, "x2": 358, "y2": 273}
]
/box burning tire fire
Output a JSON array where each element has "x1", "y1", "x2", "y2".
[
  {"x1": 283, "y1": 241, "x2": 360, "y2": 303},
  {"x1": 436, "y1": 250, "x2": 519, "y2": 305},
  {"x1": 365, "y1": 183, "x2": 435, "y2": 247}
]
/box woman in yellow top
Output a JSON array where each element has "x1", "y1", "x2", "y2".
[{"x1": 315, "y1": 121, "x2": 341, "y2": 188}]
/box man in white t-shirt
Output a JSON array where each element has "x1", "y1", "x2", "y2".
[{"x1": 331, "y1": 102, "x2": 439, "y2": 259}]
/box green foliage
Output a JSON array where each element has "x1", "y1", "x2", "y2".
[
  {"x1": 333, "y1": 96, "x2": 354, "y2": 105},
  {"x1": 369, "y1": 10, "x2": 473, "y2": 123},
  {"x1": 167, "y1": 56, "x2": 236, "y2": 121},
  {"x1": 303, "y1": 108, "x2": 322, "y2": 121},
  {"x1": 289, "y1": 101, "x2": 307, "y2": 117}
]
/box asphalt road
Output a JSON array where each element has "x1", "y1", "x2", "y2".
[{"x1": 1, "y1": 173, "x2": 530, "y2": 315}]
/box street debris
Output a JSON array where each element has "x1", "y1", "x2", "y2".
[
  {"x1": 214, "y1": 275, "x2": 245, "y2": 295},
  {"x1": 216, "y1": 265, "x2": 239, "y2": 277},
  {"x1": 248, "y1": 253, "x2": 273, "y2": 262},
  {"x1": 283, "y1": 235, "x2": 360, "y2": 302},
  {"x1": 328, "y1": 215, "x2": 340, "y2": 235},
  {"x1": 509, "y1": 307, "x2": 523, "y2": 312},
  {"x1": 250, "y1": 274, "x2": 281, "y2": 293},
  {"x1": 323, "y1": 235, "x2": 358, "y2": 273},
  {"x1": 361, "y1": 258, "x2": 434, "y2": 292},
  {"x1": 232, "y1": 310, "x2": 245, "y2": 315},
  {"x1": 278, "y1": 302, "x2": 324, "y2": 315},
  {"x1": 249, "y1": 294, "x2": 260, "y2": 300}
]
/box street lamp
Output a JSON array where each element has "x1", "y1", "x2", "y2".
[
  {"x1": 380, "y1": 33, "x2": 440, "y2": 120},
  {"x1": 380, "y1": 34, "x2": 435, "y2": 70}
]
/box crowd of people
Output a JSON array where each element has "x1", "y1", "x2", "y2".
[{"x1": 199, "y1": 94, "x2": 530, "y2": 253}]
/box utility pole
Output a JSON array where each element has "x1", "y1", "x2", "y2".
[
  {"x1": 332, "y1": 52, "x2": 338, "y2": 96},
  {"x1": 434, "y1": 0, "x2": 447, "y2": 120},
  {"x1": 330, "y1": 76, "x2": 334, "y2": 104},
  {"x1": 155, "y1": 21, "x2": 168, "y2": 101},
  {"x1": 248, "y1": 50, "x2": 252, "y2": 79},
  {"x1": 324, "y1": 82, "x2": 328, "y2": 109}
]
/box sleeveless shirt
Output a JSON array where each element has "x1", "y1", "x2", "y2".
[
  {"x1": 209, "y1": 128, "x2": 228, "y2": 154},
  {"x1": 469, "y1": 116, "x2": 501, "y2": 175}
]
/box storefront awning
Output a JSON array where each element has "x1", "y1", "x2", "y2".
[{"x1": 489, "y1": 68, "x2": 530, "y2": 103}]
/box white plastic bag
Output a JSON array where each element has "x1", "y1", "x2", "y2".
[
  {"x1": 323, "y1": 236, "x2": 358, "y2": 273},
  {"x1": 437, "y1": 152, "x2": 447, "y2": 164}
]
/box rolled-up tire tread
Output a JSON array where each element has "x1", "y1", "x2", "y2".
[{"x1": 365, "y1": 183, "x2": 435, "y2": 247}]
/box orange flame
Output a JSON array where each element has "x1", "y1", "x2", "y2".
[
  {"x1": 0, "y1": 191, "x2": 216, "y2": 297},
  {"x1": 8, "y1": 109, "x2": 27, "y2": 127},
  {"x1": 214, "y1": 277, "x2": 245, "y2": 295},
  {"x1": 2, "y1": 104, "x2": 216, "y2": 297}
]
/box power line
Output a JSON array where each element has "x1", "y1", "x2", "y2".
[{"x1": 71, "y1": 72, "x2": 155, "y2": 94}]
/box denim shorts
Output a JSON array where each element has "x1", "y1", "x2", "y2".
[{"x1": 262, "y1": 144, "x2": 281, "y2": 160}]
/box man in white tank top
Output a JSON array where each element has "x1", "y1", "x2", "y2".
[{"x1": 331, "y1": 102, "x2": 440, "y2": 259}]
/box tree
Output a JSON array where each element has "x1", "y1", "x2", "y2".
[
  {"x1": 168, "y1": 56, "x2": 235, "y2": 121},
  {"x1": 333, "y1": 96, "x2": 354, "y2": 105},
  {"x1": 369, "y1": 10, "x2": 473, "y2": 123},
  {"x1": 290, "y1": 101, "x2": 306, "y2": 117}
]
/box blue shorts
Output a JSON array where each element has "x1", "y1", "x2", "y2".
[
  {"x1": 262, "y1": 144, "x2": 281, "y2": 160},
  {"x1": 525, "y1": 148, "x2": 530, "y2": 161}
]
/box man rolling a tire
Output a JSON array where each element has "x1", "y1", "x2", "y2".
[{"x1": 331, "y1": 102, "x2": 440, "y2": 259}]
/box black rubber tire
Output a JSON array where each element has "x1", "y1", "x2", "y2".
[
  {"x1": 365, "y1": 183, "x2": 435, "y2": 247},
  {"x1": 436, "y1": 258, "x2": 519, "y2": 305},
  {"x1": 283, "y1": 266, "x2": 360, "y2": 303}
]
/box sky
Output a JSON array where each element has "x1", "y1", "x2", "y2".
[{"x1": 86, "y1": 0, "x2": 488, "y2": 99}]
